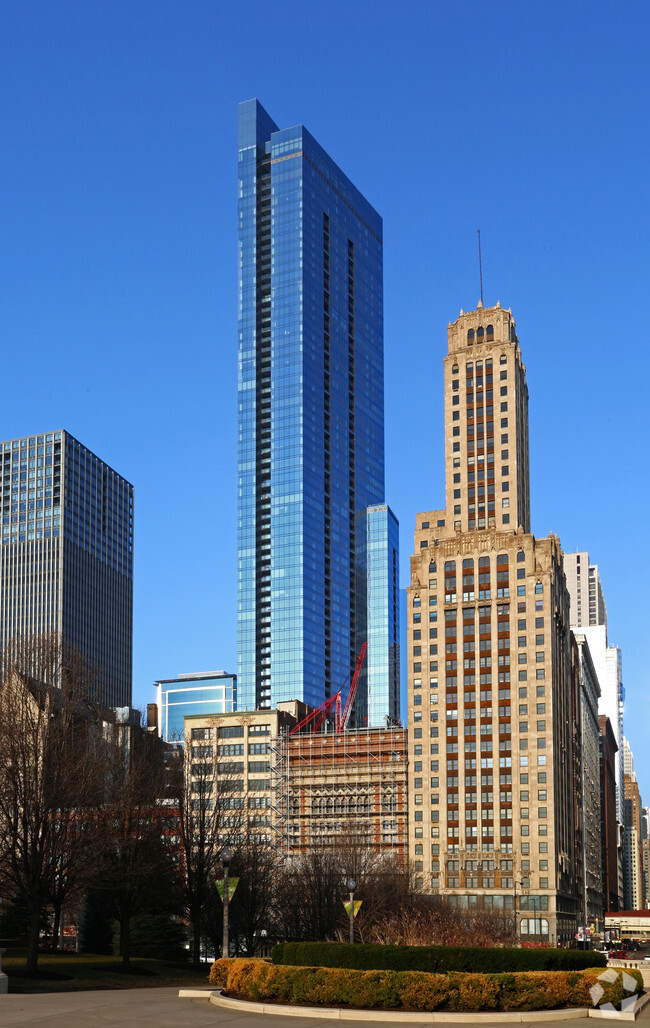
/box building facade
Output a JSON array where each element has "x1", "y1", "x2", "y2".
[
  {"x1": 571, "y1": 633, "x2": 603, "y2": 928},
  {"x1": 564, "y1": 552, "x2": 607, "y2": 629},
  {"x1": 0, "y1": 430, "x2": 133, "y2": 706},
  {"x1": 623, "y1": 749, "x2": 644, "y2": 910},
  {"x1": 184, "y1": 704, "x2": 407, "y2": 861},
  {"x1": 236, "y1": 99, "x2": 398, "y2": 724},
  {"x1": 599, "y1": 715, "x2": 620, "y2": 912},
  {"x1": 153, "y1": 671, "x2": 236, "y2": 743},
  {"x1": 406, "y1": 303, "x2": 579, "y2": 945},
  {"x1": 276, "y1": 724, "x2": 407, "y2": 861},
  {"x1": 642, "y1": 807, "x2": 650, "y2": 909}
]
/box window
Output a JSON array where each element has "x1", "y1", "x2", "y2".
[
  {"x1": 218, "y1": 725, "x2": 244, "y2": 738},
  {"x1": 192, "y1": 728, "x2": 213, "y2": 740}
]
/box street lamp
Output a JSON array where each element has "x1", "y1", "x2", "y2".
[
  {"x1": 220, "y1": 846, "x2": 233, "y2": 958},
  {"x1": 346, "y1": 878, "x2": 357, "y2": 945}
]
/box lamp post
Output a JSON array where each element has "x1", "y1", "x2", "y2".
[
  {"x1": 513, "y1": 879, "x2": 524, "y2": 945},
  {"x1": 346, "y1": 878, "x2": 357, "y2": 945},
  {"x1": 220, "y1": 846, "x2": 233, "y2": 958}
]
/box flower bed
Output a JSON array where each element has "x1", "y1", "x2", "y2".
[{"x1": 209, "y1": 957, "x2": 642, "y2": 1013}]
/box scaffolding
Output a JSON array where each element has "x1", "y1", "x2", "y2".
[{"x1": 270, "y1": 724, "x2": 408, "y2": 864}]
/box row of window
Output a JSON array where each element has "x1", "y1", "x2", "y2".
[{"x1": 191, "y1": 723, "x2": 271, "y2": 740}]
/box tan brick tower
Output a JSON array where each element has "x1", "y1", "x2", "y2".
[{"x1": 407, "y1": 302, "x2": 579, "y2": 946}]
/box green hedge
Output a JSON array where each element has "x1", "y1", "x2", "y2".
[
  {"x1": 211, "y1": 957, "x2": 641, "y2": 1012},
  {"x1": 271, "y1": 941, "x2": 607, "y2": 973}
]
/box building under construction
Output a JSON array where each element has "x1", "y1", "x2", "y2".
[
  {"x1": 183, "y1": 699, "x2": 407, "y2": 863},
  {"x1": 273, "y1": 724, "x2": 408, "y2": 862}
]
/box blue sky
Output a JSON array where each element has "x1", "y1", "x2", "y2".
[{"x1": 2, "y1": 1, "x2": 649, "y2": 784}]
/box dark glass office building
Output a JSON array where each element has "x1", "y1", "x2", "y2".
[
  {"x1": 237, "y1": 100, "x2": 399, "y2": 723},
  {"x1": 0, "y1": 430, "x2": 133, "y2": 706}
]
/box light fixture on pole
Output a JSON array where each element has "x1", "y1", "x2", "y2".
[
  {"x1": 220, "y1": 846, "x2": 233, "y2": 958},
  {"x1": 346, "y1": 878, "x2": 357, "y2": 945}
]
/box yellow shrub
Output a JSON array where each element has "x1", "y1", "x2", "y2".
[
  {"x1": 447, "y1": 972, "x2": 500, "y2": 1011},
  {"x1": 208, "y1": 958, "x2": 642, "y2": 1013},
  {"x1": 496, "y1": 971, "x2": 569, "y2": 1011},
  {"x1": 395, "y1": 970, "x2": 449, "y2": 1010},
  {"x1": 208, "y1": 957, "x2": 232, "y2": 987}
]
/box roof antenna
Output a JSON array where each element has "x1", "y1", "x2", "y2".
[{"x1": 477, "y1": 228, "x2": 484, "y2": 306}]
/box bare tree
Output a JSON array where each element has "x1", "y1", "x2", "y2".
[
  {"x1": 0, "y1": 635, "x2": 106, "y2": 975},
  {"x1": 169, "y1": 732, "x2": 226, "y2": 966},
  {"x1": 366, "y1": 894, "x2": 515, "y2": 947},
  {"x1": 95, "y1": 719, "x2": 176, "y2": 968},
  {"x1": 228, "y1": 832, "x2": 280, "y2": 956}
]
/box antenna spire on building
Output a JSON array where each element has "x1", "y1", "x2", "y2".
[{"x1": 477, "y1": 228, "x2": 484, "y2": 306}]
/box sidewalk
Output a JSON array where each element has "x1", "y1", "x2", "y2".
[{"x1": 3, "y1": 988, "x2": 650, "y2": 1028}]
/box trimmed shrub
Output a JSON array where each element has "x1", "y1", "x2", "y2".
[
  {"x1": 448, "y1": 971, "x2": 500, "y2": 1011},
  {"x1": 270, "y1": 940, "x2": 607, "y2": 973},
  {"x1": 210, "y1": 958, "x2": 641, "y2": 1013},
  {"x1": 209, "y1": 958, "x2": 232, "y2": 987},
  {"x1": 394, "y1": 970, "x2": 449, "y2": 1011}
]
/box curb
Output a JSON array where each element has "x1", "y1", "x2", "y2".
[{"x1": 179, "y1": 987, "x2": 650, "y2": 1022}]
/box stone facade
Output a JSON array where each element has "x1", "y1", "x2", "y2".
[{"x1": 406, "y1": 302, "x2": 579, "y2": 945}]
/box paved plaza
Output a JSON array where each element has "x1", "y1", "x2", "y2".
[{"x1": 2, "y1": 989, "x2": 650, "y2": 1028}]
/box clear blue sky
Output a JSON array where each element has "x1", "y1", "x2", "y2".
[{"x1": 2, "y1": 1, "x2": 649, "y2": 785}]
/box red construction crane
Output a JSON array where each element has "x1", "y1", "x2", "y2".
[{"x1": 288, "y1": 641, "x2": 367, "y2": 737}]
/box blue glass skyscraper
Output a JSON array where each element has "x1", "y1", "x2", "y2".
[{"x1": 237, "y1": 100, "x2": 399, "y2": 724}]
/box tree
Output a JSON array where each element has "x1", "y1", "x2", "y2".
[
  {"x1": 0, "y1": 634, "x2": 106, "y2": 975},
  {"x1": 365, "y1": 894, "x2": 515, "y2": 947},
  {"x1": 169, "y1": 735, "x2": 225, "y2": 966},
  {"x1": 95, "y1": 719, "x2": 176, "y2": 968},
  {"x1": 272, "y1": 835, "x2": 413, "y2": 944},
  {"x1": 228, "y1": 833, "x2": 280, "y2": 956}
]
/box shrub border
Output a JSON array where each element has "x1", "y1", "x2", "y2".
[
  {"x1": 271, "y1": 941, "x2": 607, "y2": 974},
  {"x1": 209, "y1": 958, "x2": 643, "y2": 1014}
]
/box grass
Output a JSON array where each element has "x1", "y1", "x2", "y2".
[{"x1": 1, "y1": 948, "x2": 213, "y2": 993}]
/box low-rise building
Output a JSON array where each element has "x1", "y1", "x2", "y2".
[{"x1": 184, "y1": 704, "x2": 407, "y2": 859}]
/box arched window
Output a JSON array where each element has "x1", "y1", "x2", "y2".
[
  {"x1": 452, "y1": 364, "x2": 458, "y2": 374},
  {"x1": 486, "y1": 324, "x2": 494, "y2": 340},
  {"x1": 500, "y1": 353, "x2": 507, "y2": 364},
  {"x1": 477, "y1": 326, "x2": 484, "y2": 339},
  {"x1": 467, "y1": 329, "x2": 475, "y2": 343}
]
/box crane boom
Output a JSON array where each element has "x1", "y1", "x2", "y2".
[{"x1": 336, "y1": 641, "x2": 367, "y2": 733}]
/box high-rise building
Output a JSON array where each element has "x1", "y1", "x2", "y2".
[
  {"x1": 153, "y1": 670, "x2": 236, "y2": 743},
  {"x1": 599, "y1": 715, "x2": 620, "y2": 912},
  {"x1": 623, "y1": 741, "x2": 644, "y2": 911},
  {"x1": 237, "y1": 99, "x2": 399, "y2": 724},
  {"x1": 570, "y1": 632, "x2": 603, "y2": 929},
  {"x1": 564, "y1": 550, "x2": 624, "y2": 903},
  {"x1": 563, "y1": 552, "x2": 607, "y2": 629},
  {"x1": 406, "y1": 302, "x2": 579, "y2": 945},
  {"x1": 0, "y1": 430, "x2": 133, "y2": 706}
]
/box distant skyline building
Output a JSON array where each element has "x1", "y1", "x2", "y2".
[
  {"x1": 154, "y1": 670, "x2": 236, "y2": 742},
  {"x1": 564, "y1": 552, "x2": 625, "y2": 828},
  {"x1": 236, "y1": 99, "x2": 399, "y2": 724},
  {"x1": 563, "y1": 552, "x2": 607, "y2": 629},
  {"x1": 0, "y1": 430, "x2": 133, "y2": 706}
]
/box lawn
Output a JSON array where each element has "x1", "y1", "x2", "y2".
[{"x1": 1, "y1": 949, "x2": 213, "y2": 993}]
